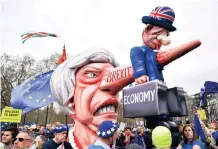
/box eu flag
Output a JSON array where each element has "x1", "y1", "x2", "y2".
[
  {"x1": 194, "y1": 115, "x2": 206, "y2": 142},
  {"x1": 10, "y1": 70, "x2": 55, "y2": 115}
]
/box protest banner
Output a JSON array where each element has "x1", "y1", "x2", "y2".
[{"x1": 1, "y1": 107, "x2": 22, "y2": 123}]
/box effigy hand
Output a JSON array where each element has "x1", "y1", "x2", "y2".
[{"x1": 135, "y1": 75, "x2": 148, "y2": 84}]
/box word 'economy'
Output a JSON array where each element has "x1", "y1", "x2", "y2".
[{"x1": 123, "y1": 89, "x2": 156, "y2": 105}]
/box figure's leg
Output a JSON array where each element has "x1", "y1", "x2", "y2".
[{"x1": 130, "y1": 47, "x2": 147, "y2": 78}]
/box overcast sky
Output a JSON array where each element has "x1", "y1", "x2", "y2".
[{"x1": 1, "y1": 0, "x2": 218, "y2": 95}]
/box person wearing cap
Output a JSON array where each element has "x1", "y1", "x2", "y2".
[
  {"x1": 42, "y1": 125, "x2": 72, "y2": 149},
  {"x1": 152, "y1": 126, "x2": 172, "y2": 149},
  {"x1": 88, "y1": 120, "x2": 120, "y2": 149}
]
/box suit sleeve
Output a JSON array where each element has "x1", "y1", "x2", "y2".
[{"x1": 130, "y1": 47, "x2": 147, "y2": 79}]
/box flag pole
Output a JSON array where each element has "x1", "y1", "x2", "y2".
[
  {"x1": 36, "y1": 109, "x2": 40, "y2": 124},
  {"x1": 45, "y1": 105, "x2": 49, "y2": 127},
  {"x1": 23, "y1": 114, "x2": 27, "y2": 125},
  {"x1": 65, "y1": 115, "x2": 68, "y2": 125}
]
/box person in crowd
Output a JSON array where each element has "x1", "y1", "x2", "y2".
[
  {"x1": 28, "y1": 124, "x2": 37, "y2": 132},
  {"x1": 43, "y1": 127, "x2": 53, "y2": 140},
  {"x1": 132, "y1": 127, "x2": 146, "y2": 148},
  {"x1": 1, "y1": 127, "x2": 19, "y2": 149},
  {"x1": 88, "y1": 120, "x2": 120, "y2": 149},
  {"x1": 176, "y1": 124, "x2": 205, "y2": 149},
  {"x1": 152, "y1": 126, "x2": 172, "y2": 149},
  {"x1": 45, "y1": 124, "x2": 51, "y2": 130},
  {"x1": 143, "y1": 127, "x2": 152, "y2": 149},
  {"x1": 215, "y1": 134, "x2": 218, "y2": 149},
  {"x1": 35, "y1": 135, "x2": 47, "y2": 149},
  {"x1": 126, "y1": 143, "x2": 144, "y2": 149},
  {"x1": 116, "y1": 127, "x2": 134, "y2": 148},
  {"x1": 23, "y1": 125, "x2": 30, "y2": 130},
  {"x1": 211, "y1": 129, "x2": 218, "y2": 149},
  {"x1": 123, "y1": 127, "x2": 134, "y2": 147},
  {"x1": 42, "y1": 125, "x2": 72, "y2": 149},
  {"x1": 170, "y1": 121, "x2": 183, "y2": 149},
  {"x1": 38, "y1": 126, "x2": 45, "y2": 136},
  {"x1": 50, "y1": 124, "x2": 56, "y2": 132},
  {"x1": 13, "y1": 130, "x2": 37, "y2": 149}
]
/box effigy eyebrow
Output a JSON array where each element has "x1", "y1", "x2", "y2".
[
  {"x1": 151, "y1": 28, "x2": 163, "y2": 34},
  {"x1": 82, "y1": 65, "x2": 102, "y2": 71}
]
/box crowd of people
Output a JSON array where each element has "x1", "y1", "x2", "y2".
[{"x1": 1, "y1": 119, "x2": 218, "y2": 149}]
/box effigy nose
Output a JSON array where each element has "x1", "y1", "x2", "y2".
[
  {"x1": 157, "y1": 35, "x2": 171, "y2": 46},
  {"x1": 99, "y1": 66, "x2": 134, "y2": 95}
]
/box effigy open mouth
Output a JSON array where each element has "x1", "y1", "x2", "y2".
[{"x1": 94, "y1": 98, "x2": 118, "y2": 116}]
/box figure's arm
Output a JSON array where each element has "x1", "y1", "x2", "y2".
[{"x1": 130, "y1": 47, "x2": 148, "y2": 84}]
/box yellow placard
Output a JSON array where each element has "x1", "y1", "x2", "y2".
[
  {"x1": 197, "y1": 109, "x2": 207, "y2": 121},
  {"x1": 1, "y1": 108, "x2": 22, "y2": 123},
  {"x1": 4, "y1": 106, "x2": 13, "y2": 109}
]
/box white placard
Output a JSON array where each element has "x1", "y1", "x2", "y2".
[{"x1": 119, "y1": 122, "x2": 126, "y2": 131}]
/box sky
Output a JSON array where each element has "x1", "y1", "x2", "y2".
[{"x1": 1, "y1": 0, "x2": 218, "y2": 95}]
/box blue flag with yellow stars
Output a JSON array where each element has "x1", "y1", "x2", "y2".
[{"x1": 11, "y1": 70, "x2": 54, "y2": 115}]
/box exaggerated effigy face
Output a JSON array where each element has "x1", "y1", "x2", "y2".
[
  {"x1": 72, "y1": 63, "x2": 119, "y2": 132},
  {"x1": 142, "y1": 25, "x2": 169, "y2": 50}
]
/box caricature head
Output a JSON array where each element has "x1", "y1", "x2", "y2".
[
  {"x1": 50, "y1": 48, "x2": 119, "y2": 133},
  {"x1": 142, "y1": 25, "x2": 171, "y2": 50},
  {"x1": 141, "y1": 6, "x2": 176, "y2": 50}
]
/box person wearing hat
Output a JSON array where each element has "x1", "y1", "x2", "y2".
[
  {"x1": 42, "y1": 125, "x2": 72, "y2": 149},
  {"x1": 152, "y1": 126, "x2": 172, "y2": 149},
  {"x1": 130, "y1": 6, "x2": 176, "y2": 84},
  {"x1": 130, "y1": 5, "x2": 201, "y2": 85},
  {"x1": 88, "y1": 120, "x2": 120, "y2": 149}
]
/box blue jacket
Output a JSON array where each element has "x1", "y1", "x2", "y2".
[
  {"x1": 88, "y1": 144, "x2": 105, "y2": 149},
  {"x1": 180, "y1": 140, "x2": 205, "y2": 149},
  {"x1": 130, "y1": 46, "x2": 164, "y2": 81},
  {"x1": 88, "y1": 140, "x2": 111, "y2": 149},
  {"x1": 132, "y1": 134, "x2": 146, "y2": 148}
]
